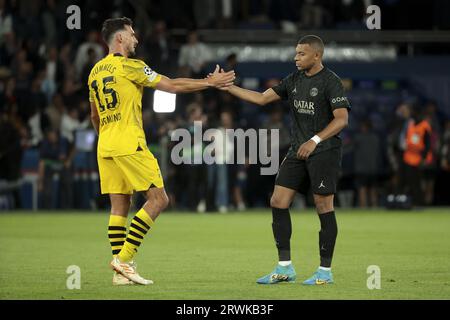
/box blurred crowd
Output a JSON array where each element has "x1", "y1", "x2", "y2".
[
  {"x1": 1, "y1": 0, "x2": 450, "y2": 211},
  {"x1": 344, "y1": 101, "x2": 450, "y2": 209}
]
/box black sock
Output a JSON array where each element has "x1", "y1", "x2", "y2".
[
  {"x1": 318, "y1": 211, "x2": 338, "y2": 268},
  {"x1": 272, "y1": 208, "x2": 292, "y2": 261}
]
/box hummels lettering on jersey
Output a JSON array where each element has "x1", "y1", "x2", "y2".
[
  {"x1": 293, "y1": 99, "x2": 315, "y2": 115},
  {"x1": 91, "y1": 63, "x2": 116, "y2": 77}
]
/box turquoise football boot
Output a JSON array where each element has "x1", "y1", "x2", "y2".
[
  {"x1": 302, "y1": 268, "x2": 334, "y2": 285},
  {"x1": 256, "y1": 264, "x2": 296, "y2": 284}
]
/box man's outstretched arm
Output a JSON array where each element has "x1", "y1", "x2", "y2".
[
  {"x1": 224, "y1": 86, "x2": 281, "y2": 106},
  {"x1": 155, "y1": 65, "x2": 235, "y2": 94},
  {"x1": 208, "y1": 67, "x2": 282, "y2": 105}
]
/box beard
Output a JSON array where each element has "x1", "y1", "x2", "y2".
[{"x1": 126, "y1": 45, "x2": 136, "y2": 57}]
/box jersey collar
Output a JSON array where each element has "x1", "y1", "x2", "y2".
[{"x1": 304, "y1": 66, "x2": 326, "y2": 78}]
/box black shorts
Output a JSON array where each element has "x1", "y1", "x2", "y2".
[{"x1": 275, "y1": 148, "x2": 342, "y2": 195}]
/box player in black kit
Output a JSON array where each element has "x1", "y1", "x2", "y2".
[{"x1": 219, "y1": 35, "x2": 350, "y2": 285}]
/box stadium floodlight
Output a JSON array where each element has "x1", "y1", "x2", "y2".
[{"x1": 153, "y1": 90, "x2": 176, "y2": 113}]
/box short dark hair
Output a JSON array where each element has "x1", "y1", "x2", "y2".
[
  {"x1": 101, "y1": 17, "x2": 133, "y2": 44},
  {"x1": 226, "y1": 53, "x2": 237, "y2": 62},
  {"x1": 298, "y1": 35, "x2": 324, "y2": 55}
]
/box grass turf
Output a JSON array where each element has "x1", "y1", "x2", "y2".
[{"x1": 0, "y1": 209, "x2": 449, "y2": 300}]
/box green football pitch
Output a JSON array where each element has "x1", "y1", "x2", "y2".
[{"x1": 0, "y1": 209, "x2": 449, "y2": 300}]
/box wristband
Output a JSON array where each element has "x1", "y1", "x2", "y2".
[{"x1": 310, "y1": 135, "x2": 322, "y2": 144}]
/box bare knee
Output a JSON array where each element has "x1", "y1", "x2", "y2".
[
  {"x1": 314, "y1": 194, "x2": 334, "y2": 213},
  {"x1": 158, "y1": 192, "x2": 170, "y2": 211},
  {"x1": 270, "y1": 195, "x2": 290, "y2": 209},
  {"x1": 145, "y1": 190, "x2": 169, "y2": 213},
  {"x1": 110, "y1": 196, "x2": 131, "y2": 216},
  {"x1": 315, "y1": 201, "x2": 329, "y2": 213}
]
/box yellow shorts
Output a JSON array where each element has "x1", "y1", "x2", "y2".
[{"x1": 97, "y1": 149, "x2": 164, "y2": 195}]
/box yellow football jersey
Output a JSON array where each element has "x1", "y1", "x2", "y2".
[{"x1": 88, "y1": 53, "x2": 161, "y2": 157}]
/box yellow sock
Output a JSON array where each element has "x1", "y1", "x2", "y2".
[
  {"x1": 118, "y1": 208, "x2": 154, "y2": 262},
  {"x1": 108, "y1": 215, "x2": 127, "y2": 257}
]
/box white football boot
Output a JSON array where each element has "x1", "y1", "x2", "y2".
[
  {"x1": 110, "y1": 257, "x2": 153, "y2": 285},
  {"x1": 112, "y1": 271, "x2": 135, "y2": 286}
]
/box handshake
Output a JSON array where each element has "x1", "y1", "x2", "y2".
[{"x1": 206, "y1": 64, "x2": 235, "y2": 91}]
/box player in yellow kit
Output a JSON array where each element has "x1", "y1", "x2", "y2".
[{"x1": 88, "y1": 17, "x2": 235, "y2": 285}]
